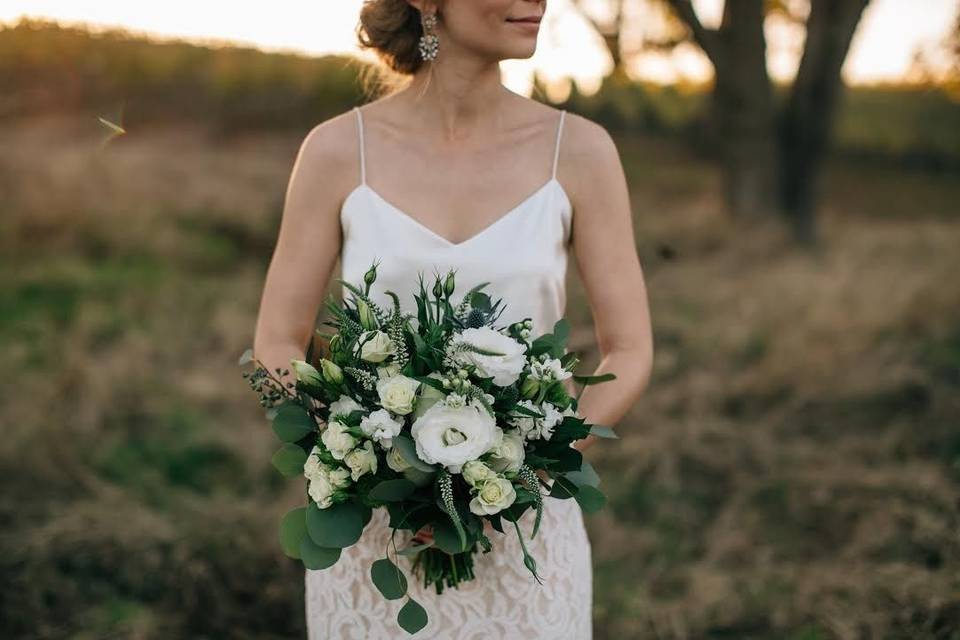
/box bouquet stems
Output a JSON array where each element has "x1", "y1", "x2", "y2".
[{"x1": 410, "y1": 547, "x2": 477, "y2": 594}]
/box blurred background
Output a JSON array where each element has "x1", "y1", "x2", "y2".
[{"x1": 1, "y1": 1, "x2": 958, "y2": 638}]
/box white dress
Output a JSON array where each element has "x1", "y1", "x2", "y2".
[{"x1": 305, "y1": 106, "x2": 592, "y2": 639}]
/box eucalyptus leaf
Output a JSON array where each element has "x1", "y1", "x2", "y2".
[
  {"x1": 300, "y1": 536, "x2": 341, "y2": 570},
  {"x1": 573, "y1": 484, "x2": 607, "y2": 513},
  {"x1": 397, "y1": 598, "x2": 428, "y2": 634},
  {"x1": 279, "y1": 507, "x2": 307, "y2": 559},
  {"x1": 588, "y1": 424, "x2": 619, "y2": 439},
  {"x1": 548, "y1": 474, "x2": 580, "y2": 499},
  {"x1": 572, "y1": 372, "x2": 617, "y2": 385},
  {"x1": 371, "y1": 557, "x2": 407, "y2": 600},
  {"x1": 271, "y1": 443, "x2": 308, "y2": 478},
  {"x1": 238, "y1": 348, "x2": 253, "y2": 365},
  {"x1": 306, "y1": 501, "x2": 365, "y2": 548},
  {"x1": 566, "y1": 458, "x2": 601, "y2": 488},
  {"x1": 369, "y1": 479, "x2": 417, "y2": 502},
  {"x1": 393, "y1": 435, "x2": 436, "y2": 473},
  {"x1": 272, "y1": 402, "x2": 315, "y2": 442}
]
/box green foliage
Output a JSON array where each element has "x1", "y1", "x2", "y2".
[
  {"x1": 305, "y1": 501, "x2": 367, "y2": 549},
  {"x1": 271, "y1": 402, "x2": 315, "y2": 442},
  {"x1": 279, "y1": 507, "x2": 307, "y2": 559},
  {"x1": 370, "y1": 558, "x2": 407, "y2": 600},
  {"x1": 270, "y1": 443, "x2": 308, "y2": 478}
]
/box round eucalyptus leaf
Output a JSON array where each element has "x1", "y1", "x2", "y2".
[
  {"x1": 306, "y1": 501, "x2": 365, "y2": 548},
  {"x1": 272, "y1": 402, "x2": 315, "y2": 442},
  {"x1": 300, "y1": 536, "x2": 341, "y2": 570},
  {"x1": 432, "y1": 518, "x2": 468, "y2": 554},
  {"x1": 369, "y1": 479, "x2": 417, "y2": 502},
  {"x1": 573, "y1": 484, "x2": 606, "y2": 514},
  {"x1": 279, "y1": 507, "x2": 307, "y2": 559},
  {"x1": 271, "y1": 443, "x2": 308, "y2": 478},
  {"x1": 397, "y1": 598, "x2": 428, "y2": 634},
  {"x1": 370, "y1": 557, "x2": 407, "y2": 600}
]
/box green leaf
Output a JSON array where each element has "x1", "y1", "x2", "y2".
[
  {"x1": 393, "y1": 435, "x2": 437, "y2": 472},
  {"x1": 588, "y1": 424, "x2": 619, "y2": 439},
  {"x1": 397, "y1": 598, "x2": 428, "y2": 634},
  {"x1": 433, "y1": 518, "x2": 468, "y2": 554},
  {"x1": 572, "y1": 372, "x2": 617, "y2": 385},
  {"x1": 299, "y1": 536, "x2": 341, "y2": 569},
  {"x1": 272, "y1": 402, "x2": 315, "y2": 442},
  {"x1": 369, "y1": 479, "x2": 417, "y2": 502},
  {"x1": 279, "y1": 507, "x2": 307, "y2": 559},
  {"x1": 566, "y1": 458, "x2": 601, "y2": 488},
  {"x1": 271, "y1": 443, "x2": 308, "y2": 477},
  {"x1": 573, "y1": 484, "x2": 607, "y2": 513},
  {"x1": 306, "y1": 501, "x2": 366, "y2": 548},
  {"x1": 371, "y1": 558, "x2": 408, "y2": 600},
  {"x1": 548, "y1": 474, "x2": 580, "y2": 499}
]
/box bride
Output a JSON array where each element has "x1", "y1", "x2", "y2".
[{"x1": 253, "y1": 0, "x2": 653, "y2": 637}]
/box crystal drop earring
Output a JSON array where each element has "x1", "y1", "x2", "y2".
[{"x1": 418, "y1": 12, "x2": 439, "y2": 61}]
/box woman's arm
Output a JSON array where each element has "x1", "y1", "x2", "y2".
[
  {"x1": 561, "y1": 114, "x2": 654, "y2": 453},
  {"x1": 252, "y1": 114, "x2": 356, "y2": 387}
]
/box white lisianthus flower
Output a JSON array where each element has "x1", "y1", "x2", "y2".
[
  {"x1": 539, "y1": 402, "x2": 564, "y2": 441},
  {"x1": 385, "y1": 446, "x2": 412, "y2": 472},
  {"x1": 469, "y1": 477, "x2": 517, "y2": 515},
  {"x1": 462, "y1": 460, "x2": 497, "y2": 487},
  {"x1": 376, "y1": 374, "x2": 420, "y2": 415},
  {"x1": 451, "y1": 327, "x2": 527, "y2": 386},
  {"x1": 354, "y1": 330, "x2": 396, "y2": 363},
  {"x1": 321, "y1": 420, "x2": 357, "y2": 460},
  {"x1": 328, "y1": 394, "x2": 364, "y2": 422},
  {"x1": 529, "y1": 356, "x2": 572, "y2": 382},
  {"x1": 344, "y1": 439, "x2": 378, "y2": 482},
  {"x1": 359, "y1": 408, "x2": 404, "y2": 449},
  {"x1": 487, "y1": 429, "x2": 526, "y2": 473},
  {"x1": 411, "y1": 399, "x2": 498, "y2": 474}
]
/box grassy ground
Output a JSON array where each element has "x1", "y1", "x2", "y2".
[{"x1": 1, "y1": 112, "x2": 957, "y2": 639}]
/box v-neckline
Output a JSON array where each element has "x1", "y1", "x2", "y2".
[{"x1": 353, "y1": 177, "x2": 564, "y2": 249}]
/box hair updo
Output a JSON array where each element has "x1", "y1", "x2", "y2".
[{"x1": 357, "y1": 0, "x2": 427, "y2": 76}]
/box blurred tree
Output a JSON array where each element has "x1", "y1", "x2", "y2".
[{"x1": 570, "y1": 0, "x2": 872, "y2": 244}]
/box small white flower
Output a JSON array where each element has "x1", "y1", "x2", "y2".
[
  {"x1": 308, "y1": 472, "x2": 336, "y2": 508},
  {"x1": 444, "y1": 392, "x2": 467, "y2": 409},
  {"x1": 359, "y1": 408, "x2": 404, "y2": 449},
  {"x1": 487, "y1": 429, "x2": 526, "y2": 473},
  {"x1": 376, "y1": 362, "x2": 402, "y2": 379},
  {"x1": 462, "y1": 460, "x2": 497, "y2": 487},
  {"x1": 411, "y1": 372, "x2": 445, "y2": 421},
  {"x1": 539, "y1": 402, "x2": 564, "y2": 441},
  {"x1": 529, "y1": 356, "x2": 572, "y2": 382},
  {"x1": 451, "y1": 327, "x2": 527, "y2": 387},
  {"x1": 303, "y1": 445, "x2": 324, "y2": 480},
  {"x1": 469, "y1": 477, "x2": 517, "y2": 516},
  {"x1": 328, "y1": 465, "x2": 351, "y2": 489},
  {"x1": 344, "y1": 439, "x2": 378, "y2": 482},
  {"x1": 354, "y1": 330, "x2": 397, "y2": 363},
  {"x1": 411, "y1": 399, "x2": 499, "y2": 474},
  {"x1": 509, "y1": 400, "x2": 563, "y2": 441},
  {"x1": 376, "y1": 373, "x2": 421, "y2": 415},
  {"x1": 328, "y1": 394, "x2": 364, "y2": 421},
  {"x1": 321, "y1": 420, "x2": 357, "y2": 460}
]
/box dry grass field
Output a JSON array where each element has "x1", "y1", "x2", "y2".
[{"x1": 1, "y1": 110, "x2": 958, "y2": 639}]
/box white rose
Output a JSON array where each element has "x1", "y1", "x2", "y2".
[
  {"x1": 469, "y1": 477, "x2": 517, "y2": 515},
  {"x1": 344, "y1": 439, "x2": 378, "y2": 482},
  {"x1": 328, "y1": 465, "x2": 352, "y2": 488},
  {"x1": 359, "y1": 408, "x2": 404, "y2": 449},
  {"x1": 328, "y1": 394, "x2": 364, "y2": 421},
  {"x1": 355, "y1": 330, "x2": 396, "y2": 363},
  {"x1": 386, "y1": 446, "x2": 412, "y2": 472},
  {"x1": 530, "y1": 356, "x2": 572, "y2": 382},
  {"x1": 452, "y1": 327, "x2": 527, "y2": 387},
  {"x1": 462, "y1": 460, "x2": 497, "y2": 486},
  {"x1": 411, "y1": 399, "x2": 498, "y2": 474},
  {"x1": 303, "y1": 445, "x2": 324, "y2": 480},
  {"x1": 308, "y1": 472, "x2": 336, "y2": 508},
  {"x1": 487, "y1": 430, "x2": 526, "y2": 473},
  {"x1": 376, "y1": 374, "x2": 420, "y2": 415},
  {"x1": 321, "y1": 420, "x2": 357, "y2": 460}
]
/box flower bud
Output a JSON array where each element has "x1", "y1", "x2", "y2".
[
  {"x1": 329, "y1": 334, "x2": 342, "y2": 354},
  {"x1": 519, "y1": 377, "x2": 539, "y2": 399},
  {"x1": 319, "y1": 358, "x2": 344, "y2": 385},
  {"x1": 432, "y1": 278, "x2": 444, "y2": 299},
  {"x1": 444, "y1": 272, "x2": 456, "y2": 297},
  {"x1": 290, "y1": 359, "x2": 322, "y2": 388},
  {"x1": 364, "y1": 263, "x2": 378, "y2": 287},
  {"x1": 357, "y1": 299, "x2": 377, "y2": 330}
]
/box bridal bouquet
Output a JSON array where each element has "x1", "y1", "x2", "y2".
[{"x1": 239, "y1": 261, "x2": 617, "y2": 634}]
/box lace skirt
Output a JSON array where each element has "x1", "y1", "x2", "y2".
[{"x1": 305, "y1": 497, "x2": 593, "y2": 639}]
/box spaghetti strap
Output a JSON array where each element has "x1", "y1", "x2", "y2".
[
  {"x1": 354, "y1": 106, "x2": 367, "y2": 185},
  {"x1": 551, "y1": 109, "x2": 566, "y2": 180}
]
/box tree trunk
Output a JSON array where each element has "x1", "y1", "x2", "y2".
[{"x1": 777, "y1": 0, "x2": 870, "y2": 243}]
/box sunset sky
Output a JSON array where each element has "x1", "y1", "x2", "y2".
[{"x1": 2, "y1": 0, "x2": 956, "y2": 98}]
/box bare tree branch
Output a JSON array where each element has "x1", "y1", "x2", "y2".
[{"x1": 662, "y1": 0, "x2": 722, "y2": 62}]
